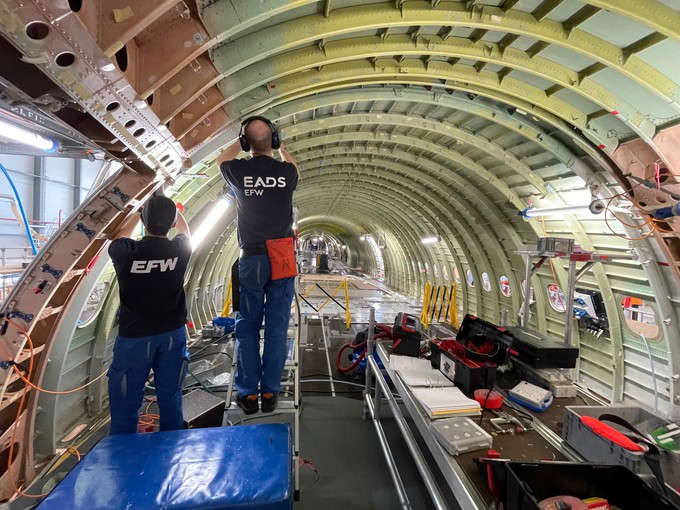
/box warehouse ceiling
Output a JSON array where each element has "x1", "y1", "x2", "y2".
[{"x1": 1, "y1": 0, "x2": 680, "y2": 500}]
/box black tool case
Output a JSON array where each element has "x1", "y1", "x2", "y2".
[
  {"x1": 431, "y1": 340, "x2": 497, "y2": 396},
  {"x1": 456, "y1": 314, "x2": 516, "y2": 366},
  {"x1": 506, "y1": 327, "x2": 579, "y2": 369},
  {"x1": 392, "y1": 312, "x2": 422, "y2": 357}
]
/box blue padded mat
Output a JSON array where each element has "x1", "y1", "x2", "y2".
[{"x1": 37, "y1": 424, "x2": 292, "y2": 510}]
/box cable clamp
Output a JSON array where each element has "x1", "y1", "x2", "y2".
[
  {"x1": 110, "y1": 186, "x2": 130, "y2": 203},
  {"x1": 8, "y1": 310, "x2": 34, "y2": 324},
  {"x1": 40, "y1": 263, "x2": 63, "y2": 279},
  {"x1": 75, "y1": 223, "x2": 96, "y2": 239}
]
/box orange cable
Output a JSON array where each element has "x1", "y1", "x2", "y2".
[
  {"x1": 12, "y1": 366, "x2": 107, "y2": 395},
  {"x1": 538, "y1": 217, "x2": 566, "y2": 309},
  {"x1": 2, "y1": 318, "x2": 100, "y2": 499},
  {"x1": 3, "y1": 318, "x2": 47, "y2": 499},
  {"x1": 65, "y1": 447, "x2": 81, "y2": 462}
]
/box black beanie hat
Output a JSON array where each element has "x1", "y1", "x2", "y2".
[{"x1": 141, "y1": 196, "x2": 177, "y2": 235}]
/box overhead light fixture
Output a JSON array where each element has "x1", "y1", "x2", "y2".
[
  {"x1": 520, "y1": 203, "x2": 604, "y2": 219},
  {"x1": 359, "y1": 235, "x2": 366, "y2": 241},
  {"x1": 191, "y1": 197, "x2": 231, "y2": 250},
  {"x1": 0, "y1": 118, "x2": 59, "y2": 152},
  {"x1": 421, "y1": 235, "x2": 440, "y2": 244}
]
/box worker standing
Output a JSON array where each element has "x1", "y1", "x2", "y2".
[
  {"x1": 107, "y1": 196, "x2": 192, "y2": 434},
  {"x1": 217, "y1": 116, "x2": 299, "y2": 414}
]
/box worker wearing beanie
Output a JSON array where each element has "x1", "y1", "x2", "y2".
[
  {"x1": 217, "y1": 116, "x2": 299, "y2": 415},
  {"x1": 107, "y1": 195, "x2": 192, "y2": 434}
]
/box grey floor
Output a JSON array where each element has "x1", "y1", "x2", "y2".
[{"x1": 295, "y1": 395, "x2": 435, "y2": 510}]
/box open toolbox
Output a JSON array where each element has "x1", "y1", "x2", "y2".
[{"x1": 456, "y1": 314, "x2": 516, "y2": 366}]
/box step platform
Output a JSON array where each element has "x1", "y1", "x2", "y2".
[{"x1": 37, "y1": 424, "x2": 293, "y2": 510}]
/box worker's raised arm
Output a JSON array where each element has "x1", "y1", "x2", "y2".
[
  {"x1": 278, "y1": 146, "x2": 299, "y2": 176},
  {"x1": 216, "y1": 140, "x2": 242, "y2": 168},
  {"x1": 174, "y1": 210, "x2": 190, "y2": 238}
]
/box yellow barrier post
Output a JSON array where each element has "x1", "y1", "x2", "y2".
[
  {"x1": 344, "y1": 278, "x2": 351, "y2": 329},
  {"x1": 437, "y1": 285, "x2": 449, "y2": 323},
  {"x1": 449, "y1": 284, "x2": 459, "y2": 329},
  {"x1": 420, "y1": 281, "x2": 430, "y2": 326},
  {"x1": 430, "y1": 285, "x2": 441, "y2": 324},
  {"x1": 221, "y1": 279, "x2": 232, "y2": 317},
  {"x1": 420, "y1": 281, "x2": 431, "y2": 329}
]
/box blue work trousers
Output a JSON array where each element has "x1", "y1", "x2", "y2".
[
  {"x1": 107, "y1": 326, "x2": 188, "y2": 434},
  {"x1": 236, "y1": 254, "x2": 295, "y2": 397}
]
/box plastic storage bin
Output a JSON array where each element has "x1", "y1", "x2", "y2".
[
  {"x1": 503, "y1": 461, "x2": 678, "y2": 510},
  {"x1": 562, "y1": 405, "x2": 665, "y2": 473}
]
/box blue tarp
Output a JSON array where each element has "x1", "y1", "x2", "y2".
[{"x1": 38, "y1": 424, "x2": 293, "y2": 510}]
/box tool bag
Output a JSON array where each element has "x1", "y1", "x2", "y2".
[{"x1": 266, "y1": 237, "x2": 297, "y2": 280}]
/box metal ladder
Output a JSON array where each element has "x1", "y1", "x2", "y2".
[{"x1": 225, "y1": 277, "x2": 302, "y2": 499}]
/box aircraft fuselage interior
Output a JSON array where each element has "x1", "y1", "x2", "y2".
[{"x1": 1, "y1": 1, "x2": 680, "y2": 509}]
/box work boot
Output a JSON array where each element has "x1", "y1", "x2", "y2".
[
  {"x1": 236, "y1": 394, "x2": 259, "y2": 415},
  {"x1": 261, "y1": 393, "x2": 278, "y2": 413}
]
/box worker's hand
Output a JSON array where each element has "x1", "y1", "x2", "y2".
[{"x1": 278, "y1": 145, "x2": 298, "y2": 170}]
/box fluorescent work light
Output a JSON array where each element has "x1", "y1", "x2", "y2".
[
  {"x1": 191, "y1": 198, "x2": 231, "y2": 250},
  {"x1": 0, "y1": 119, "x2": 59, "y2": 152},
  {"x1": 421, "y1": 236, "x2": 440, "y2": 244},
  {"x1": 522, "y1": 205, "x2": 595, "y2": 218}
]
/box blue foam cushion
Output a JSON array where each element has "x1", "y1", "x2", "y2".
[{"x1": 38, "y1": 424, "x2": 292, "y2": 510}]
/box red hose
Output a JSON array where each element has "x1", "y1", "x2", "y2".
[{"x1": 336, "y1": 325, "x2": 393, "y2": 373}]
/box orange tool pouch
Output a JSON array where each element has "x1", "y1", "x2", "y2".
[{"x1": 266, "y1": 237, "x2": 297, "y2": 280}]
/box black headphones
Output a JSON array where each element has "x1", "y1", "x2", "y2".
[{"x1": 238, "y1": 115, "x2": 280, "y2": 152}]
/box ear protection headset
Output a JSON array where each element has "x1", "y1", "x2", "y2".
[{"x1": 239, "y1": 115, "x2": 280, "y2": 152}]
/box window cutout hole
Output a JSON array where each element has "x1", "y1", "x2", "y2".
[
  {"x1": 145, "y1": 140, "x2": 156, "y2": 149},
  {"x1": 621, "y1": 296, "x2": 659, "y2": 339},
  {"x1": 124, "y1": 119, "x2": 136, "y2": 129},
  {"x1": 26, "y1": 22, "x2": 49, "y2": 40},
  {"x1": 132, "y1": 128, "x2": 145, "y2": 138},
  {"x1": 499, "y1": 276, "x2": 511, "y2": 298},
  {"x1": 115, "y1": 45, "x2": 128, "y2": 72},
  {"x1": 547, "y1": 284, "x2": 566, "y2": 312},
  {"x1": 146, "y1": 93, "x2": 154, "y2": 106},
  {"x1": 639, "y1": 201, "x2": 648, "y2": 207},
  {"x1": 160, "y1": 155, "x2": 170, "y2": 163},
  {"x1": 658, "y1": 167, "x2": 676, "y2": 185},
  {"x1": 68, "y1": 0, "x2": 82, "y2": 12},
  {"x1": 106, "y1": 101, "x2": 120, "y2": 112},
  {"x1": 657, "y1": 196, "x2": 667, "y2": 204},
  {"x1": 165, "y1": 161, "x2": 173, "y2": 167},
  {"x1": 55, "y1": 52, "x2": 76, "y2": 67}
]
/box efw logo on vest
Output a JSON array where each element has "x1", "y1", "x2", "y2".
[{"x1": 130, "y1": 257, "x2": 178, "y2": 273}]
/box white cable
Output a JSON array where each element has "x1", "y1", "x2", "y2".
[
  {"x1": 640, "y1": 334, "x2": 659, "y2": 414},
  {"x1": 300, "y1": 379, "x2": 365, "y2": 389}
]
